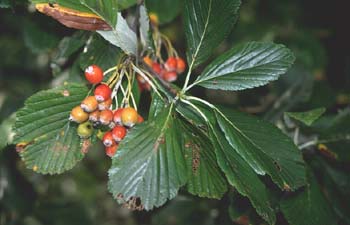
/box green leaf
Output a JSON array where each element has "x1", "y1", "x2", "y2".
[
  {"x1": 184, "y1": 0, "x2": 241, "y2": 69},
  {"x1": 97, "y1": 13, "x2": 137, "y2": 55},
  {"x1": 210, "y1": 122, "x2": 276, "y2": 224},
  {"x1": 79, "y1": 0, "x2": 118, "y2": 27},
  {"x1": 286, "y1": 107, "x2": 326, "y2": 126},
  {"x1": 149, "y1": 92, "x2": 166, "y2": 120},
  {"x1": 146, "y1": 0, "x2": 181, "y2": 25},
  {"x1": 53, "y1": 31, "x2": 88, "y2": 64},
  {"x1": 139, "y1": 4, "x2": 152, "y2": 49},
  {"x1": 14, "y1": 83, "x2": 89, "y2": 174},
  {"x1": 316, "y1": 109, "x2": 350, "y2": 162},
  {"x1": 215, "y1": 108, "x2": 306, "y2": 190},
  {"x1": 180, "y1": 121, "x2": 228, "y2": 199},
  {"x1": 79, "y1": 35, "x2": 123, "y2": 72},
  {"x1": 320, "y1": 160, "x2": 350, "y2": 223},
  {"x1": 108, "y1": 105, "x2": 187, "y2": 210},
  {"x1": 117, "y1": 0, "x2": 137, "y2": 10},
  {"x1": 52, "y1": 31, "x2": 89, "y2": 77},
  {"x1": 0, "y1": 113, "x2": 16, "y2": 150},
  {"x1": 193, "y1": 42, "x2": 295, "y2": 91},
  {"x1": 280, "y1": 169, "x2": 337, "y2": 225}
]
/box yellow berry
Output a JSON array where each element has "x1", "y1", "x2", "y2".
[
  {"x1": 121, "y1": 107, "x2": 138, "y2": 127},
  {"x1": 70, "y1": 106, "x2": 89, "y2": 123}
]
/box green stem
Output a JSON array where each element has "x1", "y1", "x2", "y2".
[{"x1": 181, "y1": 61, "x2": 195, "y2": 93}]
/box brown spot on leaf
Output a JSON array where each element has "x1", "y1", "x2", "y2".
[
  {"x1": 192, "y1": 144, "x2": 200, "y2": 174},
  {"x1": 16, "y1": 142, "x2": 32, "y2": 152},
  {"x1": 32, "y1": 165, "x2": 39, "y2": 172},
  {"x1": 153, "y1": 136, "x2": 165, "y2": 152},
  {"x1": 185, "y1": 142, "x2": 192, "y2": 148},
  {"x1": 62, "y1": 90, "x2": 70, "y2": 97},
  {"x1": 273, "y1": 160, "x2": 282, "y2": 172},
  {"x1": 117, "y1": 194, "x2": 144, "y2": 211},
  {"x1": 81, "y1": 139, "x2": 91, "y2": 154},
  {"x1": 283, "y1": 182, "x2": 291, "y2": 192},
  {"x1": 53, "y1": 142, "x2": 69, "y2": 152}
]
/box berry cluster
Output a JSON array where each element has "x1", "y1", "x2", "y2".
[
  {"x1": 102, "y1": 107, "x2": 143, "y2": 157},
  {"x1": 68, "y1": 26, "x2": 187, "y2": 157},
  {"x1": 138, "y1": 56, "x2": 186, "y2": 91},
  {"x1": 69, "y1": 65, "x2": 143, "y2": 157}
]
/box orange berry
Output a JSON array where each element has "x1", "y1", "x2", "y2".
[
  {"x1": 99, "y1": 109, "x2": 113, "y2": 126},
  {"x1": 98, "y1": 98, "x2": 112, "y2": 111},
  {"x1": 94, "y1": 84, "x2": 112, "y2": 102},
  {"x1": 81, "y1": 96, "x2": 98, "y2": 112},
  {"x1": 149, "y1": 13, "x2": 159, "y2": 26},
  {"x1": 70, "y1": 106, "x2": 89, "y2": 123},
  {"x1": 121, "y1": 107, "x2": 138, "y2": 127},
  {"x1": 165, "y1": 57, "x2": 177, "y2": 72},
  {"x1": 85, "y1": 65, "x2": 103, "y2": 84},
  {"x1": 176, "y1": 57, "x2": 186, "y2": 74},
  {"x1": 143, "y1": 56, "x2": 153, "y2": 67}
]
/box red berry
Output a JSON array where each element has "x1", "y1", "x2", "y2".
[
  {"x1": 165, "y1": 57, "x2": 177, "y2": 72},
  {"x1": 152, "y1": 62, "x2": 162, "y2": 74},
  {"x1": 176, "y1": 57, "x2": 186, "y2": 74},
  {"x1": 105, "y1": 144, "x2": 118, "y2": 157},
  {"x1": 94, "y1": 84, "x2": 112, "y2": 102},
  {"x1": 102, "y1": 131, "x2": 115, "y2": 147},
  {"x1": 98, "y1": 98, "x2": 112, "y2": 111},
  {"x1": 81, "y1": 96, "x2": 98, "y2": 112},
  {"x1": 143, "y1": 82, "x2": 151, "y2": 91},
  {"x1": 85, "y1": 65, "x2": 103, "y2": 84},
  {"x1": 112, "y1": 126, "x2": 127, "y2": 142},
  {"x1": 99, "y1": 109, "x2": 113, "y2": 125},
  {"x1": 163, "y1": 71, "x2": 178, "y2": 82},
  {"x1": 137, "y1": 75, "x2": 146, "y2": 84},
  {"x1": 113, "y1": 108, "x2": 124, "y2": 125},
  {"x1": 159, "y1": 68, "x2": 167, "y2": 79},
  {"x1": 121, "y1": 107, "x2": 138, "y2": 127}
]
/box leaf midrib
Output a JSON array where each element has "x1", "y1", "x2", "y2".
[
  {"x1": 196, "y1": 53, "x2": 289, "y2": 85},
  {"x1": 188, "y1": 0, "x2": 212, "y2": 68},
  {"x1": 127, "y1": 104, "x2": 175, "y2": 196}
]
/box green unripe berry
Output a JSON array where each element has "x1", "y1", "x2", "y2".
[
  {"x1": 77, "y1": 121, "x2": 94, "y2": 139},
  {"x1": 96, "y1": 129, "x2": 105, "y2": 140}
]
